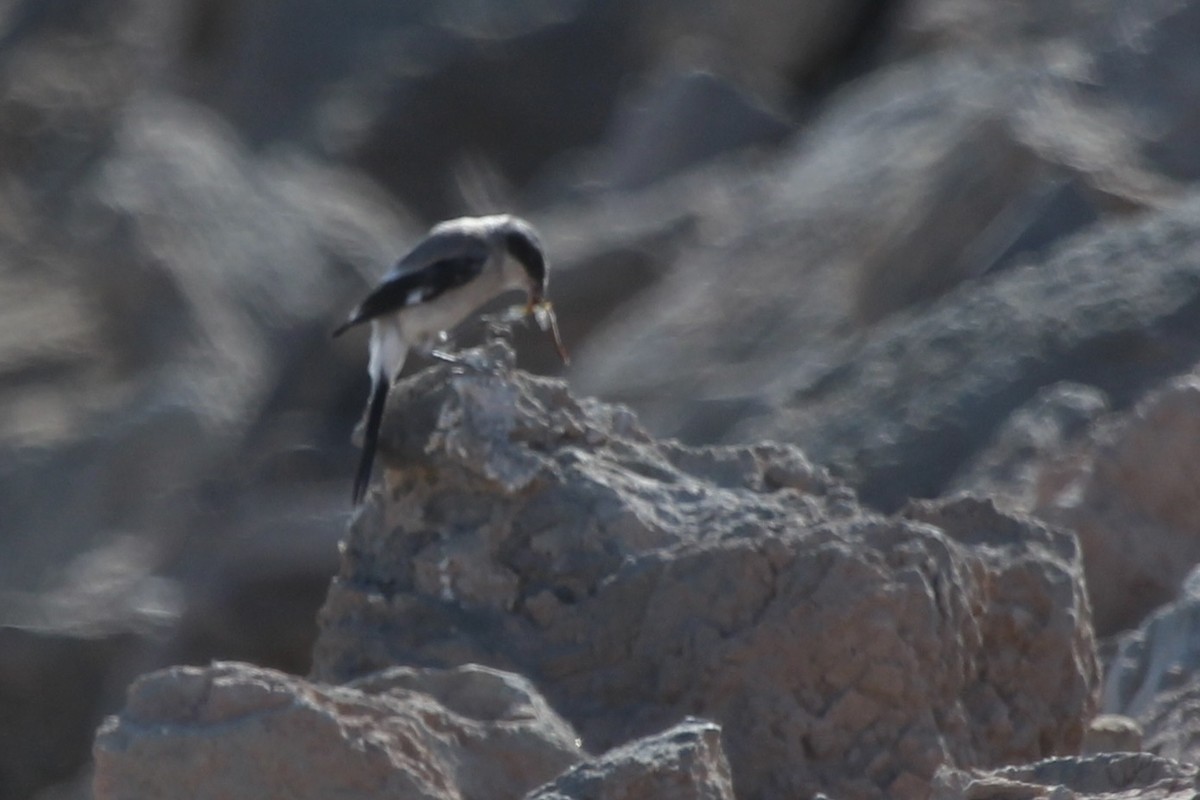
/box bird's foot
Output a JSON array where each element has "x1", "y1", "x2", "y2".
[
  {"x1": 429, "y1": 341, "x2": 514, "y2": 374},
  {"x1": 428, "y1": 348, "x2": 464, "y2": 366}
]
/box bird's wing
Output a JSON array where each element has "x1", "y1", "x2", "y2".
[{"x1": 333, "y1": 247, "x2": 488, "y2": 336}]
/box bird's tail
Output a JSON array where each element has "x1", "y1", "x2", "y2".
[{"x1": 353, "y1": 376, "x2": 390, "y2": 504}]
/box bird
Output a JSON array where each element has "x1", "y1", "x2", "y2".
[{"x1": 332, "y1": 214, "x2": 567, "y2": 505}]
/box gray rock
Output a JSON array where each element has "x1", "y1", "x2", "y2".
[
  {"x1": 1140, "y1": 683, "x2": 1200, "y2": 767},
  {"x1": 1031, "y1": 372, "x2": 1200, "y2": 633},
  {"x1": 736, "y1": 189, "x2": 1200, "y2": 512},
  {"x1": 637, "y1": 0, "x2": 880, "y2": 95},
  {"x1": 526, "y1": 718, "x2": 735, "y2": 800},
  {"x1": 313, "y1": 353, "x2": 1098, "y2": 800},
  {"x1": 0, "y1": 625, "x2": 141, "y2": 800},
  {"x1": 1103, "y1": 566, "x2": 1200, "y2": 723},
  {"x1": 0, "y1": 86, "x2": 409, "y2": 797},
  {"x1": 568, "y1": 51, "x2": 1169, "y2": 456},
  {"x1": 948, "y1": 382, "x2": 1110, "y2": 512},
  {"x1": 1090, "y1": 0, "x2": 1200, "y2": 182},
  {"x1": 885, "y1": 0, "x2": 1122, "y2": 56},
  {"x1": 596, "y1": 70, "x2": 791, "y2": 192},
  {"x1": 933, "y1": 753, "x2": 1199, "y2": 800},
  {"x1": 93, "y1": 661, "x2": 582, "y2": 800},
  {"x1": 1082, "y1": 714, "x2": 1144, "y2": 755},
  {"x1": 174, "y1": 0, "x2": 654, "y2": 217}
]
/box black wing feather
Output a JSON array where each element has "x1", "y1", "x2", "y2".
[{"x1": 333, "y1": 253, "x2": 487, "y2": 336}]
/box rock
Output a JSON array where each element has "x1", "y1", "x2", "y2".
[
  {"x1": 1140, "y1": 683, "x2": 1200, "y2": 767},
  {"x1": 636, "y1": 0, "x2": 882, "y2": 96},
  {"x1": 733, "y1": 188, "x2": 1200, "y2": 513},
  {"x1": 932, "y1": 753, "x2": 1200, "y2": 800},
  {"x1": 1090, "y1": 0, "x2": 1200, "y2": 182},
  {"x1": 885, "y1": 0, "x2": 1200, "y2": 191},
  {"x1": 947, "y1": 382, "x2": 1110, "y2": 512},
  {"x1": 568, "y1": 51, "x2": 1170, "y2": 454},
  {"x1": 1, "y1": 86, "x2": 406, "y2": 573},
  {"x1": 591, "y1": 70, "x2": 791, "y2": 192},
  {"x1": 0, "y1": 83, "x2": 407, "y2": 797},
  {"x1": 526, "y1": 718, "x2": 735, "y2": 800},
  {"x1": 1102, "y1": 569, "x2": 1200, "y2": 757},
  {"x1": 10, "y1": 2, "x2": 1200, "y2": 797},
  {"x1": 884, "y1": 0, "x2": 1121, "y2": 56},
  {"x1": 1082, "y1": 714, "x2": 1144, "y2": 755},
  {"x1": 173, "y1": 0, "x2": 656, "y2": 218},
  {"x1": 0, "y1": 625, "x2": 142, "y2": 800},
  {"x1": 0, "y1": 536, "x2": 182, "y2": 800},
  {"x1": 1032, "y1": 372, "x2": 1200, "y2": 633},
  {"x1": 313, "y1": 354, "x2": 1098, "y2": 799},
  {"x1": 93, "y1": 661, "x2": 582, "y2": 800}
]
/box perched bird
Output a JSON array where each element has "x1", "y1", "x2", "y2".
[{"x1": 333, "y1": 214, "x2": 567, "y2": 504}]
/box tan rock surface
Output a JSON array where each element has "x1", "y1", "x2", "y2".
[
  {"x1": 933, "y1": 753, "x2": 1199, "y2": 800},
  {"x1": 526, "y1": 718, "x2": 735, "y2": 800},
  {"x1": 1032, "y1": 373, "x2": 1200, "y2": 633},
  {"x1": 93, "y1": 661, "x2": 582, "y2": 800},
  {"x1": 1103, "y1": 571, "x2": 1200, "y2": 765},
  {"x1": 313, "y1": 352, "x2": 1098, "y2": 799}
]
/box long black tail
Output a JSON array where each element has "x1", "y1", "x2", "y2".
[{"x1": 353, "y1": 377, "x2": 390, "y2": 504}]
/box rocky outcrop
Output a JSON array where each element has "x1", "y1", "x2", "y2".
[
  {"x1": 1102, "y1": 568, "x2": 1200, "y2": 764},
  {"x1": 1033, "y1": 373, "x2": 1200, "y2": 633},
  {"x1": 1082, "y1": 714, "x2": 1144, "y2": 755},
  {"x1": 526, "y1": 718, "x2": 735, "y2": 800},
  {"x1": 312, "y1": 348, "x2": 1098, "y2": 800},
  {"x1": 932, "y1": 753, "x2": 1200, "y2": 800},
  {"x1": 8, "y1": 0, "x2": 1200, "y2": 796},
  {"x1": 946, "y1": 382, "x2": 1110, "y2": 512},
  {"x1": 953, "y1": 369, "x2": 1200, "y2": 634},
  {"x1": 567, "y1": 51, "x2": 1180, "y2": 458},
  {"x1": 93, "y1": 661, "x2": 583, "y2": 800}
]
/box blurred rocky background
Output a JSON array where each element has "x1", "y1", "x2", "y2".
[{"x1": 2, "y1": 0, "x2": 1200, "y2": 798}]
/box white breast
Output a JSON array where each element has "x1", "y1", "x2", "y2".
[{"x1": 395, "y1": 255, "x2": 526, "y2": 349}]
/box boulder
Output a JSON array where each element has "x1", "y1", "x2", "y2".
[
  {"x1": 1030, "y1": 372, "x2": 1200, "y2": 633},
  {"x1": 884, "y1": 0, "x2": 1122, "y2": 56},
  {"x1": 93, "y1": 661, "x2": 582, "y2": 800},
  {"x1": 933, "y1": 753, "x2": 1200, "y2": 800},
  {"x1": 526, "y1": 718, "x2": 735, "y2": 800},
  {"x1": 731, "y1": 189, "x2": 1200, "y2": 512},
  {"x1": 1140, "y1": 683, "x2": 1200, "y2": 767},
  {"x1": 1082, "y1": 714, "x2": 1144, "y2": 755},
  {"x1": 634, "y1": 0, "x2": 882, "y2": 96},
  {"x1": 567, "y1": 50, "x2": 1170, "y2": 459},
  {"x1": 947, "y1": 382, "x2": 1110, "y2": 512},
  {"x1": 1103, "y1": 567, "x2": 1200, "y2": 763},
  {"x1": 313, "y1": 347, "x2": 1098, "y2": 799}
]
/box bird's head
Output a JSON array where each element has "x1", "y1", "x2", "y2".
[
  {"x1": 502, "y1": 219, "x2": 548, "y2": 307},
  {"x1": 500, "y1": 217, "x2": 568, "y2": 364}
]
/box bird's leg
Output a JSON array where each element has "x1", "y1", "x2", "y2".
[
  {"x1": 428, "y1": 350, "x2": 465, "y2": 365},
  {"x1": 426, "y1": 332, "x2": 495, "y2": 372}
]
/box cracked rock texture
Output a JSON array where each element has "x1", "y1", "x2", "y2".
[
  {"x1": 1032, "y1": 372, "x2": 1200, "y2": 635},
  {"x1": 312, "y1": 353, "x2": 1099, "y2": 800},
  {"x1": 6, "y1": 0, "x2": 1200, "y2": 795},
  {"x1": 954, "y1": 367, "x2": 1200, "y2": 635},
  {"x1": 1102, "y1": 568, "x2": 1200, "y2": 766},
  {"x1": 932, "y1": 753, "x2": 1200, "y2": 800},
  {"x1": 527, "y1": 717, "x2": 736, "y2": 800},
  {"x1": 93, "y1": 660, "x2": 583, "y2": 800}
]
